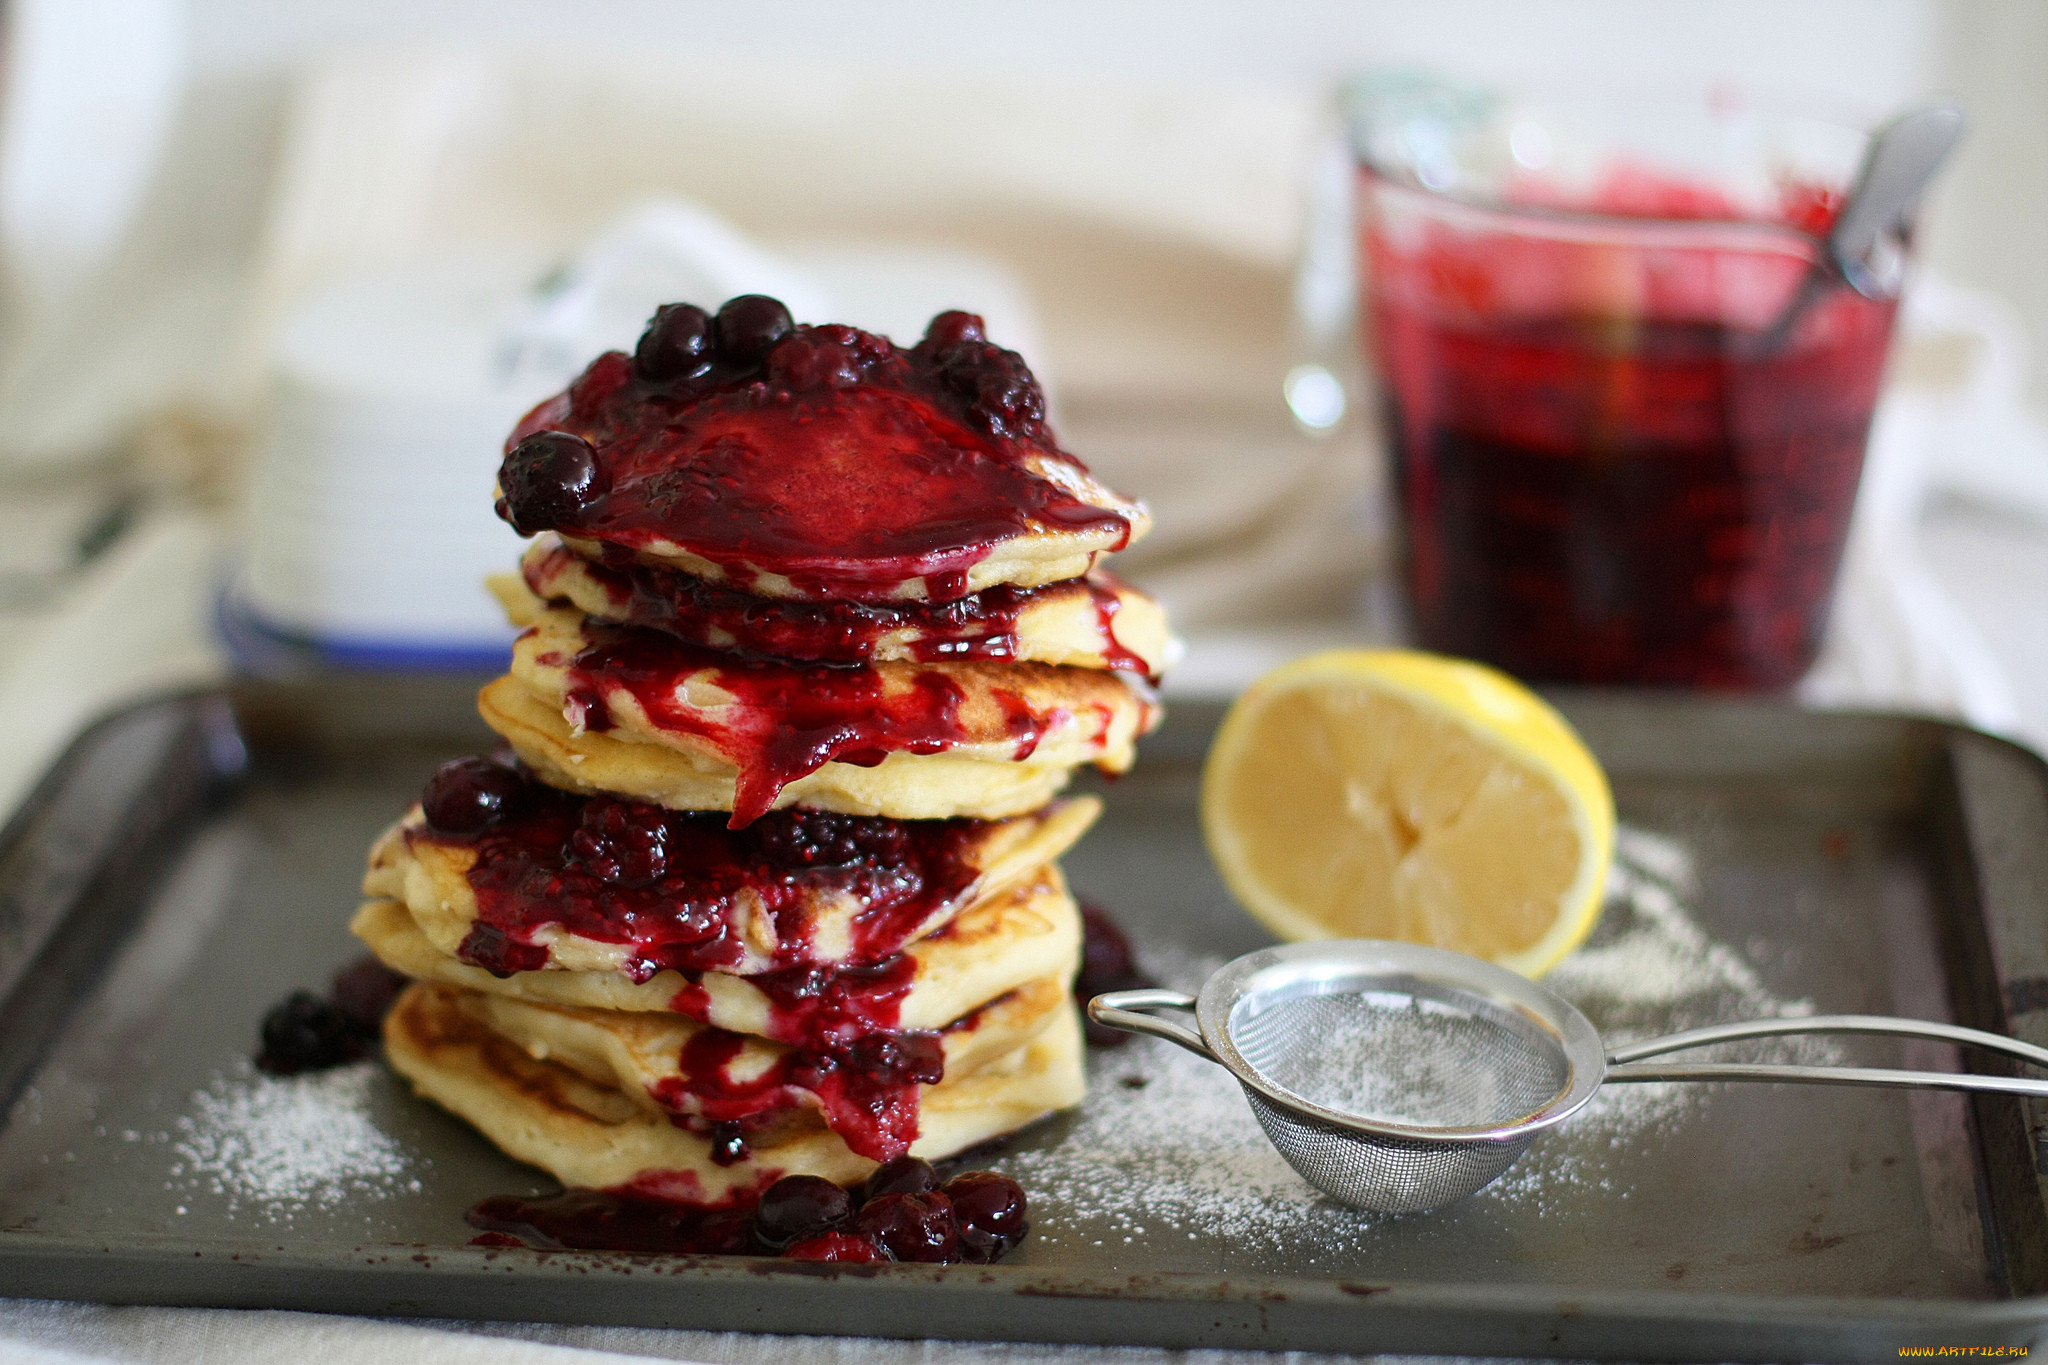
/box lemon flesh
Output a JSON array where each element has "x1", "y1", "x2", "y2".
[{"x1": 1200, "y1": 650, "x2": 1613, "y2": 978}]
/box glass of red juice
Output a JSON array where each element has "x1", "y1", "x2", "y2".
[{"x1": 1354, "y1": 82, "x2": 1903, "y2": 688}]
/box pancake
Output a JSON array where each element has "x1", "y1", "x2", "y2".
[
  {"x1": 385, "y1": 979, "x2": 1086, "y2": 1204},
  {"x1": 450, "y1": 976, "x2": 1067, "y2": 1160},
  {"x1": 482, "y1": 675, "x2": 1074, "y2": 822},
  {"x1": 351, "y1": 863, "x2": 1083, "y2": 1040},
  {"x1": 498, "y1": 317, "x2": 1150, "y2": 605},
  {"x1": 495, "y1": 588, "x2": 1157, "y2": 825},
  {"x1": 514, "y1": 536, "x2": 1175, "y2": 676},
  {"x1": 365, "y1": 793, "x2": 1098, "y2": 978}
]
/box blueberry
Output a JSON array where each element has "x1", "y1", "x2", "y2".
[
  {"x1": 944, "y1": 1171, "x2": 1028, "y2": 1262},
  {"x1": 752, "y1": 1175, "x2": 854, "y2": 1249},
  {"x1": 258, "y1": 992, "x2": 362, "y2": 1074},
  {"x1": 1077, "y1": 902, "x2": 1154, "y2": 1047},
  {"x1": 633, "y1": 302, "x2": 716, "y2": 382},
  {"x1": 863, "y1": 1155, "x2": 939, "y2": 1202},
  {"x1": 329, "y1": 956, "x2": 408, "y2": 1037},
  {"x1": 854, "y1": 1190, "x2": 958, "y2": 1263},
  {"x1": 1078, "y1": 903, "x2": 1137, "y2": 987},
  {"x1": 715, "y1": 295, "x2": 795, "y2": 365},
  {"x1": 421, "y1": 757, "x2": 527, "y2": 835},
  {"x1": 498, "y1": 431, "x2": 606, "y2": 535}
]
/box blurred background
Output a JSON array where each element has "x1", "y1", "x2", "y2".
[{"x1": 0, "y1": 0, "x2": 2045, "y2": 813}]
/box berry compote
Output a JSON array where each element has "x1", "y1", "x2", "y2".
[
  {"x1": 1364, "y1": 168, "x2": 1899, "y2": 688},
  {"x1": 406, "y1": 764, "x2": 994, "y2": 978},
  {"x1": 466, "y1": 1167, "x2": 1031, "y2": 1263},
  {"x1": 498, "y1": 305, "x2": 1135, "y2": 603},
  {"x1": 654, "y1": 1015, "x2": 946, "y2": 1162}
]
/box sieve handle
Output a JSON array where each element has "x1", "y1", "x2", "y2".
[
  {"x1": 1607, "y1": 1014, "x2": 2048, "y2": 1069},
  {"x1": 1603, "y1": 1063, "x2": 2048, "y2": 1098},
  {"x1": 1605, "y1": 1013, "x2": 2048, "y2": 1098},
  {"x1": 1086, "y1": 989, "x2": 1217, "y2": 1062}
]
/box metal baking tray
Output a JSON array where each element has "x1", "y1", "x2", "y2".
[{"x1": 0, "y1": 675, "x2": 2046, "y2": 1359}]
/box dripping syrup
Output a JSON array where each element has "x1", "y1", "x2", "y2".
[
  {"x1": 560, "y1": 623, "x2": 1067, "y2": 826},
  {"x1": 655, "y1": 1021, "x2": 945, "y2": 1163}
]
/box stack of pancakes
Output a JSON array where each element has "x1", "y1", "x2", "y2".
[{"x1": 351, "y1": 302, "x2": 1172, "y2": 1206}]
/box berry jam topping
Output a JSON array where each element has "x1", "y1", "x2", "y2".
[
  {"x1": 467, "y1": 1163, "x2": 1030, "y2": 1262},
  {"x1": 946, "y1": 1171, "x2": 1029, "y2": 1262},
  {"x1": 864, "y1": 1155, "x2": 940, "y2": 1202},
  {"x1": 465, "y1": 1188, "x2": 757, "y2": 1255},
  {"x1": 558, "y1": 622, "x2": 1074, "y2": 827},
  {"x1": 421, "y1": 756, "x2": 529, "y2": 835},
  {"x1": 855, "y1": 1191, "x2": 959, "y2": 1263},
  {"x1": 528, "y1": 540, "x2": 1154, "y2": 674},
  {"x1": 499, "y1": 303, "x2": 1134, "y2": 602},
  {"x1": 671, "y1": 953, "x2": 919, "y2": 1053},
  {"x1": 634, "y1": 303, "x2": 715, "y2": 383},
  {"x1": 1076, "y1": 902, "x2": 1156, "y2": 1048},
  {"x1": 654, "y1": 1017, "x2": 943, "y2": 1162},
  {"x1": 783, "y1": 1230, "x2": 890, "y2": 1262},
  {"x1": 844, "y1": 1031, "x2": 945, "y2": 1086},
  {"x1": 752, "y1": 1175, "x2": 854, "y2": 1248},
  {"x1": 257, "y1": 992, "x2": 365, "y2": 1074},
  {"x1": 498, "y1": 432, "x2": 607, "y2": 537},
  {"x1": 454, "y1": 922, "x2": 552, "y2": 978},
  {"x1": 413, "y1": 781, "x2": 987, "y2": 978}
]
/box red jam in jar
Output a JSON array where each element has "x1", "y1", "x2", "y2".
[{"x1": 1364, "y1": 169, "x2": 1900, "y2": 688}]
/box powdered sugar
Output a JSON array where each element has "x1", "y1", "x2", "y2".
[
  {"x1": 1240, "y1": 990, "x2": 1569, "y2": 1128},
  {"x1": 1020, "y1": 824, "x2": 1838, "y2": 1247},
  {"x1": 167, "y1": 1061, "x2": 419, "y2": 1218}
]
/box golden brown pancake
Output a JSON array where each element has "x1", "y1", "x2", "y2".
[
  {"x1": 385, "y1": 980, "x2": 1086, "y2": 1203},
  {"x1": 493, "y1": 589, "x2": 1156, "y2": 825},
  {"x1": 482, "y1": 674, "x2": 1082, "y2": 822},
  {"x1": 365, "y1": 795, "x2": 1096, "y2": 977},
  {"x1": 513, "y1": 536, "x2": 1175, "y2": 676},
  {"x1": 451, "y1": 976, "x2": 1067, "y2": 1160},
  {"x1": 351, "y1": 863, "x2": 1083, "y2": 1039}
]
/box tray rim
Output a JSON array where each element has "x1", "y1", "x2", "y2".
[{"x1": 1, "y1": 680, "x2": 2046, "y2": 1358}]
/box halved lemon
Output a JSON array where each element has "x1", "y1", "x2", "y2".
[{"x1": 1199, "y1": 649, "x2": 1613, "y2": 978}]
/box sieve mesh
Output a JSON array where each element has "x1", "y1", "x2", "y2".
[
  {"x1": 1241, "y1": 1088, "x2": 1535, "y2": 1214},
  {"x1": 1228, "y1": 985, "x2": 1570, "y2": 1131}
]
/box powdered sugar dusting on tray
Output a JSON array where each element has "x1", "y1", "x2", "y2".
[
  {"x1": 1016, "y1": 825, "x2": 1840, "y2": 1248},
  {"x1": 167, "y1": 1061, "x2": 419, "y2": 1217}
]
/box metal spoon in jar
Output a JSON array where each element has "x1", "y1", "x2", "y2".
[{"x1": 1759, "y1": 101, "x2": 1966, "y2": 348}]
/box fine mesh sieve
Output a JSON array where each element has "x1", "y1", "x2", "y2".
[{"x1": 1090, "y1": 940, "x2": 2048, "y2": 1214}]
